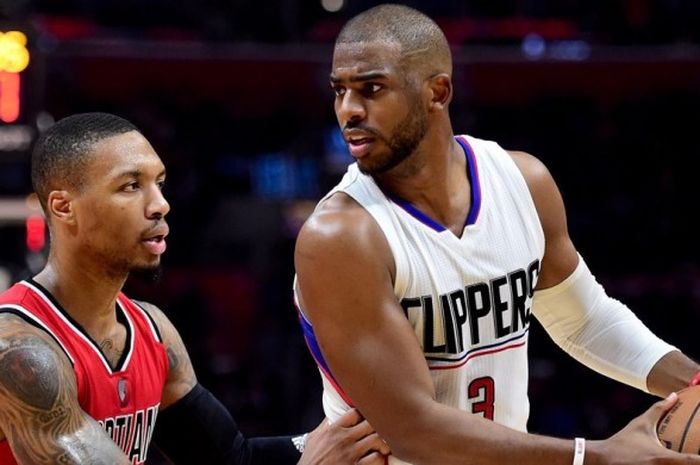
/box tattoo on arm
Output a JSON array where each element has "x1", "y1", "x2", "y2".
[
  {"x1": 135, "y1": 301, "x2": 197, "y2": 408},
  {"x1": 0, "y1": 315, "x2": 129, "y2": 465}
]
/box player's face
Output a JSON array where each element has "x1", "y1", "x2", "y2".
[
  {"x1": 331, "y1": 41, "x2": 428, "y2": 175},
  {"x1": 71, "y1": 131, "x2": 169, "y2": 275}
]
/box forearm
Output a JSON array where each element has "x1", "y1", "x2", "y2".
[
  {"x1": 9, "y1": 419, "x2": 130, "y2": 465},
  {"x1": 390, "y1": 403, "x2": 587, "y2": 465},
  {"x1": 249, "y1": 436, "x2": 302, "y2": 465},
  {"x1": 54, "y1": 421, "x2": 131, "y2": 465},
  {"x1": 153, "y1": 384, "x2": 301, "y2": 465},
  {"x1": 646, "y1": 350, "x2": 700, "y2": 396},
  {"x1": 532, "y1": 255, "x2": 676, "y2": 392}
]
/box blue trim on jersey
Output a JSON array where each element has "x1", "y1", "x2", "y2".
[
  {"x1": 299, "y1": 311, "x2": 335, "y2": 379},
  {"x1": 382, "y1": 136, "x2": 481, "y2": 232},
  {"x1": 385, "y1": 194, "x2": 446, "y2": 232},
  {"x1": 456, "y1": 137, "x2": 482, "y2": 226},
  {"x1": 425, "y1": 327, "x2": 529, "y2": 363}
]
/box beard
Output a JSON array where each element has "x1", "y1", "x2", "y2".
[
  {"x1": 129, "y1": 263, "x2": 163, "y2": 283},
  {"x1": 355, "y1": 99, "x2": 428, "y2": 175}
]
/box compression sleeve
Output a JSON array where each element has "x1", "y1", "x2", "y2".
[
  {"x1": 153, "y1": 384, "x2": 302, "y2": 465},
  {"x1": 532, "y1": 255, "x2": 677, "y2": 392}
]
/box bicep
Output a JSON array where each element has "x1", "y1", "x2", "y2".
[
  {"x1": 294, "y1": 212, "x2": 436, "y2": 447},
  {"x1": 509, "y1": 150, "x2": 579, "y2": 289},
  {"x1": 135, "y1": 301, "x2": 197, "y2": 408},
  {"x1": 0, "y1": 316, "x2": 128, "y2": 465}
]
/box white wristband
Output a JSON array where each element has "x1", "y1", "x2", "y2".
[
  {"x1": 573, "y1": 437, "x2": 586, "y2": 465},
  {"x1": 292, "y1": 432, "x2": 309, "y2": 454}
]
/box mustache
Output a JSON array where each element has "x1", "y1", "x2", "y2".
[
  {"x1": 140, "y1": 220, "x2": 169, "y2": 239},
  {"x1": 342, "y1": 122, "x2": 385, "y2": 141}
]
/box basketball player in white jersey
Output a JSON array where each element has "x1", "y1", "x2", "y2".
[{"x1": 294, "y1": 4, "x2": 700, "y2": 465}]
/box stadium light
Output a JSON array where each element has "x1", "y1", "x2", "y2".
[{"x1": 0, "y1": 31, "x2": 30, "y2": 123}]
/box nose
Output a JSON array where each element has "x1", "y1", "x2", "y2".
[
  {"x1": 336, "y1": 90, "x2": 366, "y2": 127},
  {"x1": 146, "y1": 185, "x2": 170, "y2": 219}
]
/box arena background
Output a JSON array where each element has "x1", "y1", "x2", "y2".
[{"x1": 1, "y1": 0, "x2": 700, "y2": 462}]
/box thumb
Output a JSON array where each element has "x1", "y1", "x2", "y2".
[
  {"x1": 334, "y1": 408, "x2": 363, "y2": 428},
  {"x1": 646, "y1": 392, "x2": 679, "y2": 423}
]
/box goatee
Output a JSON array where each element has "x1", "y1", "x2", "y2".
[{"x1": 130, "y1": 264, "x2": 163, "y2": 283}]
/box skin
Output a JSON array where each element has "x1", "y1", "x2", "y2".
[
  {"x1": 294, "y1": 39, "x2": 700, "y2": 465},
  {"x1": 0, "y1": 130, "x2": 389, "y2": 464}
]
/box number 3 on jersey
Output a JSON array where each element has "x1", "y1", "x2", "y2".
[{"x1": 468, "y1": 377, "x2": 495, "y2": 420}]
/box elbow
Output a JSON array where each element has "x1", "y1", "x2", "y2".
[
  {"x1": 379, "y1": 410, "x2": 440, "y2": 465},
  {"x1": 389, "y1": 441, "x2": 433, "y2": 465}
]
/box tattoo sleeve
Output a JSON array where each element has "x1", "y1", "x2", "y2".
[
  {"x1": 0, "y1": 315, "x2": 130, "y2": 465},
  {"x1": 134, "y1": 301, "x2": 197, "y2": 409}
]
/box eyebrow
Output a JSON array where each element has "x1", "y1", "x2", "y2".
[
  {"x1": 329, "y1": 71, "x2": 389, "y2": 84},
  {"x1": 114, "y1": 169, "x2": 166, "y2": 180}
]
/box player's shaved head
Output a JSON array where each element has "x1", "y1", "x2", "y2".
[
  {"x1": 31, "y1": 112, "x2": 139, "y2": 212},
  {"x1": 335, "y1": 4, "x2": 452, "y2": 80}
]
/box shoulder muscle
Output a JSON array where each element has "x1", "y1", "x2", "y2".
[
  {"x1": 508, "y1": 150, "x2": 578, "y2": 288},
  {"x1": 0, "y1": 314, "x2": 129, "y2": 464},
  {"x1": 133, "y1": 301, "x2": 197, "y2": 408}
]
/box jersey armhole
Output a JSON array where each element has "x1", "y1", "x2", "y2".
[
  {"x1": 131, "y1": 301, "x2": 164, "y2": 344},
  {"x1": 0, "y1": 305, "x2": 75, "y2": 366}
]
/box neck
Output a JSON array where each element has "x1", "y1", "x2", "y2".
[
  {"x1": 34, "y1": 247, "x2": 127, "y2": 339},
  {"x1": 373, "y1": 125, "x2": 471, "y2": 235},
  {"x1": 376, "y1": 128, "x2": 463, "y2": 203}
]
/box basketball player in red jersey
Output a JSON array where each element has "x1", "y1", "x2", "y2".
[{"x1": 0, "y1": 112, "x2": 389, "y2": 465}]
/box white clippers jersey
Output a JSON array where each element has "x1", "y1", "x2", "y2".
[{"x1": 295, "y1": 135, "x2": 545, "y2": 464}]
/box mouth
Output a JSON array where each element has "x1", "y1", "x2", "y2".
[
  {"x1": 141, "y1": 226, "x2": 169, "y2": 255},
  {"x1": 345, "y1": 132, "x2": 377, "y2": 159}
]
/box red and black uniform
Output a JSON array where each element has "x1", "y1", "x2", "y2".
[{"x1": 0, "y1": 279, "x2": 169, "y2": 465}]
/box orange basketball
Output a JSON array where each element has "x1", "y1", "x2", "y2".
[{"x1": 657, "y1": 386, "x2": 700, "y2": 454}]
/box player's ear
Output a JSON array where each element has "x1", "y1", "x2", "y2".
[
  {"x1": 427, "y1": 74, "x2": 452, "y2": 111},
  {"x1": 47, "y1": 190, "x2": 76, "y2": 226}
]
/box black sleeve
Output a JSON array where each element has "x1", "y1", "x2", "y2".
[{"x1": 153, "y1": 384, "x2": 302, "y2": 465}]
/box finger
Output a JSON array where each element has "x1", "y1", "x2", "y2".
[
  {"x1": 353, "y1": 432, "x2": 391, "y2": 457},
  {"x1": 645, "y1": 392, "x2": 679, "y2": 423},
  {"x1": 357, "y1": 451, "x2": 388, "y2": 465},
  {"x1": 334, "y1": 408, "x2": 363, "y2": 428},
  {"x1": 312, "y1": 417, "x2": 331, "y2": 434},
  {"x1": 347, "y1": 419, "x2": 375, "y2": 439}
]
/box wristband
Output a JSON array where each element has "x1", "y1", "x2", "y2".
[
  {"x1": 292, "y1": 433, "x2": 308, "y2": 454},
  {"x1": 689, "y1": 371, "x2": 700, "y2": 387},
  {"x1": 573, "y1": 437, "x2": 585, "y2": 465}
]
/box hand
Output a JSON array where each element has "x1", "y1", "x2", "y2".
[
  {"x1": 298, "y1": 409, "x2": 390, "y2": 465},
  {"x1": 595, "y1": 392, "x2": 700, "y2": 464}
]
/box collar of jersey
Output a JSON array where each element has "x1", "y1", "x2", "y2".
[
  {"x1": 23, "y1": 278, "x2": 134, "y2": 374},
  {"x1": 381, "y1": 135, "x2": 482, "y2": 234}
]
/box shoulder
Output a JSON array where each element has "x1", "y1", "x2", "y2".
[
  {"x1": 0, "y1": 312, "x2": 65, "y2": 355},
  {"x1": 507, "y1": 150, "x2": 555, "y2": 191},
  {"x1": 132, "y1": 300, "x2": 177, "y2": 343},
  {"x1": 132, "y1": 302, "x2": 197, "y2": 408},
  {"x1": 296, "y1": 192, "x2": 393, "y2": 272},
  {"x1": 132, "y1": 299, "x2": 167, "y2": 325},
  {"x1": 0, "y1": 313, "x2": 75, "y2": 402},
  {"x1": 300, "y1": 192, "x2": 378, "y2": 238},
  {"x1": 506, "y1": 150, "x2": 565, "y2": 216}
]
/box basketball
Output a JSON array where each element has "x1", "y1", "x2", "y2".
[{"x1": 657, "y1": 386, "x2": 700, "y2": 454}]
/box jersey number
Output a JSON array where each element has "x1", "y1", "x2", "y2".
[{"x1": 468, "y1": 376, "x2": 495, "y2": 420}]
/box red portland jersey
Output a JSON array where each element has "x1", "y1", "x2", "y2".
[{"x1": 0, "y1": 280, "x2": 169, "y2": 464}]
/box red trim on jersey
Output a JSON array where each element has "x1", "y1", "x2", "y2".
[{"x1": 428, "y1": 340, "x2": 527, "y2": 371}]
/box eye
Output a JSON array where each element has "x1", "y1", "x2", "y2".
[
  {"x1": 332, "y1": 85, "x2": 346, "y2": 97},
  {"x1": 122, "y1": 182, "x2": 140, "y2": 192},
  {"x1": 361, "y1": 83, "x2": 383, "y2": 97},
  {"x1": 157, "y1": 180, "x2": 166, "y2": 191}
]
